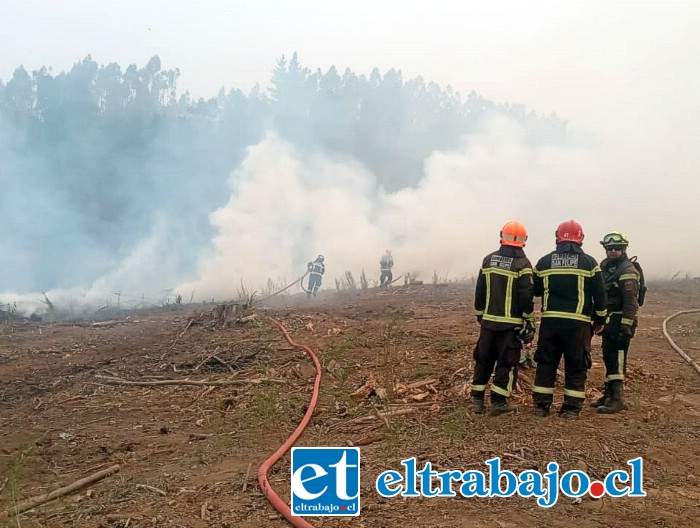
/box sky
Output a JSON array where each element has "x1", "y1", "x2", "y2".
[
  {"x1": 1, "y1": 1, "x2": 699, "y2": 312},
  {"x1": 4, "y1": 1, "x2": 699, "y2": 127}
]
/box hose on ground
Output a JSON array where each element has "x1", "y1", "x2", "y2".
[
  {"x1": 662, "y1": 309, "x2": 700, "y2": 377},
  {"x1": 253, "y1": 272, "x2": 309, "y2": 306},
  {"x1": 258, "y1": 318, "x2": 321, "y2": 528}
]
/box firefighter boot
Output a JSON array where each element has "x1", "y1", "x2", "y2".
[
  {"x1": 490, "y1": 396, "x2": 515, "y2": 416},
  {"x1": 535, "y1": 405, "x2": 550, "y2": 417},
  {"x1": 560, "y1": 405, "x2": 581, "y2": 420},
  {"x1": 472, "y1": 397, "x2": 485, "y2": 415},
  {"x1": 590, "y1": 382, "x2": 611, "y2": 408},
  {"x1": 597, "y1": 381, "x2": 624, "y2": 414}
]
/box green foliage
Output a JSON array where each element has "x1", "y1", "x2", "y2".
[
  {"x1": 248, "y1": 388, "x2": 278, "y2": 419},
  {"x1": 325, "y1": 338, "x2": 354, "y2": 363},
  {"x1": 436, "y1": 406, "x2": 469, "y2": 444},
  {"x1": 438, "y1": 339, "x2": 463, "y2": 354}
]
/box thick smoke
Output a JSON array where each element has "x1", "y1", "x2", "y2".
[
  {"x1": 175, "y1": 116, "x2": 700, "y2": 304},
  {"x1": 1, "y1": 89, "x2": 698, "y2": 317}
]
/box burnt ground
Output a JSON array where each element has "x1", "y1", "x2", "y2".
[{"x1": 1, "y1": 282, "x2": 699, "y2": 528}]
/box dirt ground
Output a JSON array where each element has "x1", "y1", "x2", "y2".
[{"x1": 1, "y1": 281, "x2": 700, "y2": 528}]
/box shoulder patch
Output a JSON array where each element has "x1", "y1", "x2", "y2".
[
  {"x1": 489, "y1": 255, "x2": 514, "y2": 269},
  {"x1": 623, "y1": 281, "x2": 635, "y2": 291},
  {"x1": 551, "y1": 254, "x2": 579, "y2": 268}
]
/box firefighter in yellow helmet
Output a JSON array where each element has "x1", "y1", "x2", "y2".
[
  {"x1": 472, "y1": 221, "x2": 535, "y2": 416},
  {"x1": 592, "y1": 231, "x2": 641, "y2": 414}
]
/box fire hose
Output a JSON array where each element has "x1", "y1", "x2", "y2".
[
  {"x1": 662, "y1": 309, "x2": 700, "y2": 377},
  {"x1": 253, "y1": 272, "x2": 310, "y2": 305},
  {"x1": 258, "y1": 318, "x2": 321, "y2": 528}
]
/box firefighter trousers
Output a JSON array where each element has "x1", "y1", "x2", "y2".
[
  {"x1": 307, "y1": 274, "x2": 322, "y2": 297},
  {"x1": 601, "y1": 316, "x2": 633, "y2": 383},
  {"x1": 380, "y1": 270, "x2": 393, "y2": 287},
  {"x1": 532, "y1": 322, "x2": 592, "y2": 411},
  {"x1": 471, "y1": 327, "x2": 521, "y2": 403}
]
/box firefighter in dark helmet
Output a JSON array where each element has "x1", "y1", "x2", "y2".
[
  {"x1": 472, "y1": 221, "x2": 536, "y2": 416},
  {"x1": 532, "y1": 220, "x2": 607, "y2": 419},
  {"x1": 591, "y1": 231, "x2": 640, "y2": 414}
]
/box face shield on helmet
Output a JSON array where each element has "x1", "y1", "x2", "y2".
[
  {"x1": 500, "y1": 220, "x2": 528, "y2": 247},
  {"x1": 600, "y1": 231, "x2": 629, "y2": 250}
]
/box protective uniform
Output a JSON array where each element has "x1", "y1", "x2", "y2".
[
  {"x1": 532, "y1": 220, "x2": 607, "y2": 419},
  {"x1": 307, "y1": 255, "x2": 325, "y2": 298},
  {"x1": 472, "y1": 221, "x2": 535, "y2": 416},
  {"x1": 593, "y1": 232, "x2": 639, "y2": 414},
  {"x1": 380, "y1": 250, "x2": 394, "y2": 288}
]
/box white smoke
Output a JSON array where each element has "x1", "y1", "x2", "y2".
[
  {"x1": 176, "y1": 116, "x2": 700, "y2": 302},
  {"x1": 2, "y1": 113, "x2": 697, "y2": 317}
]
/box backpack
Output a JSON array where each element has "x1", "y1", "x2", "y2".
[{"x1": 629, "y1": 256, "x2": 647, "y2": 306}]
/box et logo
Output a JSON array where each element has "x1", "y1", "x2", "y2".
[{"x1": 290, "y1": 447, "x2": 360, "y2": 516}]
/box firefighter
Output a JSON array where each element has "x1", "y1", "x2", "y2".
[
  {"x1": 306, "y1": 255, "x2": 325, "y2": 298},
  {"x1": 532, "y1": 220, "x2": 607, "y2": 419},
  {"x1": 472, "y1": 221, "x2": 535, "y2": 416},
  {"x1": 380, "y1": 250, "x2": 394, "y2": 288},
  {"x1": 591, "y1": 231, "x2": 640, "y2": 414}
]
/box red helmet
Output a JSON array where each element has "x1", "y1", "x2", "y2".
[
  {"x1": 500, "y1": 220, "x2": 528, "y2": 247},
  {"x1": 555, "y1": 220, "x2": 584, "y2": 245}
]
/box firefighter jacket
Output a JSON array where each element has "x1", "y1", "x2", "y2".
[
  {"x1": 534, "y1": 242, "x2": 607, "y2": 325},
  {"x1": 308, "y1": 261, "x2": 325, "y2": 277},
  {"x1": 474, "y1": 246, "x2": 535, "y2": 330},
  {"x1": 601, "y1": 255, "x2": 639, "y2": 327},
  {"x1": 380, "y1": 255, "x2": 394, "y2": 271}
]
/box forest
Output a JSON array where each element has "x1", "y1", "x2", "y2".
[{"x1": 0, "y1": 53, "x2": 566, "y2": 293}]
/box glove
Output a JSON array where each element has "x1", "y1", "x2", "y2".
[
  {"x1": 618, "y1": 325, "x2": 634, "y2": 339},
  {"x1": 476, "y1": 315, "x2": 483, "y2": 323},
  {"x1": 517, "y1": 320, "x2": 536, "y2": 344}
]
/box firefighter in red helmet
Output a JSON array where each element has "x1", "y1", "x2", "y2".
[
  {"x1": 471, "y1": 221, "x2": 535, "y2": 416},
  {"x1": 531, "y1": 220, "x2": 607, "y2": 419}
]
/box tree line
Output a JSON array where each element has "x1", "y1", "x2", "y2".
[{"x1": 0, "y1": 53, "x2": 566, "y2": 291}]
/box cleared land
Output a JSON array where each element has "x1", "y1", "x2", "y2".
[{"x1": 1, "y1": 282, "x2": 699, "y2": 527}]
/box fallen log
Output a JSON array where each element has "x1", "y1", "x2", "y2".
[{"x1": 0, "y1": 465, "x2": 120, "y2": 518}]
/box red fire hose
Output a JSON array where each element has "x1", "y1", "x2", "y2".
[{"x1": 258, "y1": 318, "x2": 322, "y2": 528}]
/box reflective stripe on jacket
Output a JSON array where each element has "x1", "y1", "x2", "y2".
[
  {"x1": 308, "y1": 262, "x2": 325, "y2": 277},
  {"x1": 474, "y1": 246, "x2": 535, "y2": 329},
  {"x1": 534, "y1": 243, "x2": 606, "y2": 324},
  {"x1": 601, "y1": 256, "x2": 639, "y2": 326}
]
